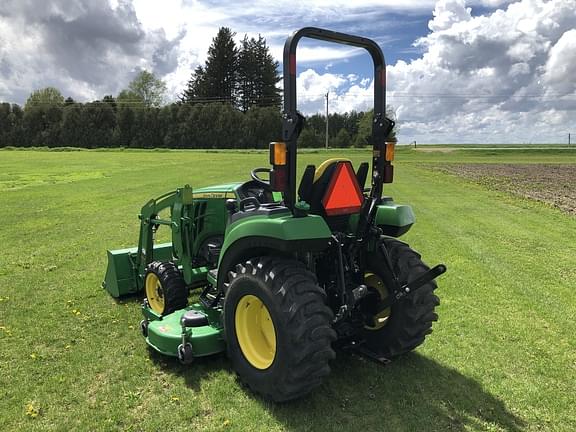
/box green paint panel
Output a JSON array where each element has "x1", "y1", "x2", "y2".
[
  {"x1": 145, "y1": 304, "x2": 225, "y2": 357},
  {"x1": 219, "y1": 213, "x2": 332, "y2": 267},
  {"x1": 375, "y1": 203, "x2": 416, "y2": 227},
  {"x1": 348, "y1": 201, "x2": 415, "y2": 237},
  {"x1": 194, "y1": 183, "x2": 241, "y2": 194},
  {"x1": 102, "y1": 242, "x2": 172, "y2": 297}
]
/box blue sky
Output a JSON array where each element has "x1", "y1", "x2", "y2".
[{"x1": 1, "y1": 0, "x2": 575, "y2": 143}]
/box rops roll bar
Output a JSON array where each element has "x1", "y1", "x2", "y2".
[{"x1": 281, "y1": 27, "x2": 394, "y2": 210}]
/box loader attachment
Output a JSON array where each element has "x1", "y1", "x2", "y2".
[{"x1": 102, "y1": 242, "x2": 173, "y2": 297}]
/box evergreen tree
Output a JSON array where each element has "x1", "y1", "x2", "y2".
[
  {"x1": 115, "y1": 105, "x2": 135, "y2": 147},
  {"x1": 237, "y1": 35, "x2": 257, "y2": 111},
  {"x1": 255, "y1": 35, "x2": 282, "y2": 109},
  {"x1": 237, "y1": 35, "x2": 281, "y2": 111},
  {"x1": 332, "y1": 128, "x2": 352, "y2": 148},
  {"x1": 83, "y1": 102, "x2": 116, "y2": 148},
  {"x1": 0, "y1": 103, "x2": 12, "y2": 147},
  {"x1": 8, "y1": 104, "x2": 24, "y2": 146},
  {"x1": 181, "y1": 27, "x2": 238, "y2": 104},
  {"x1": 353, "y1": 108, "x2": 398, "y2": 147},
  {"x1": 102, "y1": 95, "x2": 117, "y2": 111},
  {"x1": 298, "y1": 127, "x2": 324, "y2": 148},
  {"x1": 180, "y1": 65, "x2": 207, "y2": 102},
  {"x1": 61, "y1": 103, "x2": 85, "y2": 147}
]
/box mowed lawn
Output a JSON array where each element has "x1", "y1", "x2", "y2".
[{"x1": 1, "y1": 147, "x2": 575, "y2": 431}]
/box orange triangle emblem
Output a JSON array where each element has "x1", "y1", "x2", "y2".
[{"x1": 322, "y1": 162, "x2": 364, "y2": 216}]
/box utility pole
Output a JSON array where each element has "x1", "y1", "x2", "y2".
[
  {"x1": 569, "y1": 133, "x2": 571, "y2": 146},
  {"x1": 325, "y1": 92, "x2": 329, "y2": 149}
]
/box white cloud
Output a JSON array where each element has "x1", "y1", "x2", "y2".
[
  {"x1": 385, "y1": 0, "x2": 576, "y2": 143},
  {"x1": 1, "y1": 0, "x2": 575, "y2": 143},
  {"x1": 428, "y1": 0, "x2": 471, "y2": 32},
  {"x1": 544, "y1": 29, "x2": 576, "y2": 94},
  {"x1": 0, "y1": 0, "x2": 183, "y2": 103},
  {"x1": 290, "y1": 0, "x2": 576, "y2": 143},
  {"x1": 291, "y1": 68, "x2": 375, "y2": 115}
]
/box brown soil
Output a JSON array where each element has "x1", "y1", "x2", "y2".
[{"x1": 438, "y1": 164, "x2": 576, "y2": 215}]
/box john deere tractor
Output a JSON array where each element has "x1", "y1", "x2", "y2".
[{"x1": 103, "y1": 27, "x2": 445, "y2": 402}]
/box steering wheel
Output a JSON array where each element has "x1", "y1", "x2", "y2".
[{"x1": 251, "y1": 167, "x2": 272, "y2": 187}]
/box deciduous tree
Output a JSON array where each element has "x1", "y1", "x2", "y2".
[{"x1": 127, "y1": 70, "x2": 167, "y2": 108}]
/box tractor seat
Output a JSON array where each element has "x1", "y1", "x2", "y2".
[{"x1": 300, "y1": 158, "x2": 368, "y2": 229}]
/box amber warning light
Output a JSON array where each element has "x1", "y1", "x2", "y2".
[{"x1": 322, "y1": 162, "x2": 364, "y2": 216}]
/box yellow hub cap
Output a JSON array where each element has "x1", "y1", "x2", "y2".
[
  {"x1": 235, "y1": 295, "x2": 276, "y2": 369},
  {"x1": 364, "y1": 272, "x2": 391, "y2": 331},
  {"x1": 145, "y1": 273, "x2": 165, "y2": 314}
]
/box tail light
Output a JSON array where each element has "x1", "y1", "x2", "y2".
[{"x1": 269, "y1": 142, "x2": 288, "y2": 192}]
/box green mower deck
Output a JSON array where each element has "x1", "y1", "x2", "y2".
[{"x1": 142, "y1": 304, "x2": 225, "y2": 358}]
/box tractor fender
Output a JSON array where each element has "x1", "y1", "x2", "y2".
[
  {"x1": 349, "y1": 201, "x2": 416, "y2": 238},
  {"x1": 216, "y1": 214, "x2": 331, "y2": 291},
  {"x1": 375, "y1": 202, "x2": 415, "y2": 237}
]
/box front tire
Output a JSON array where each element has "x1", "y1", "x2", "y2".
[
  {"x1": 362, "y1": 238, "x2": 440, "y2": 358},
  {"x1": 223, "y1": 257, "x2": 336, "y2": 402},
  {"x1": 144, "y1": 261, "x2": 188, "y2": 316}
]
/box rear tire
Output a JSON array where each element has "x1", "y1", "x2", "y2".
[
  {"x1": 144, "y1": 261, "x2": 188, "y2": 316},
  {"x1": 223, "y1": 257, "x2": 337, "y2": 402},
  {"x1": 362, "y1": 238, "x2": 440, "y2": 358}
]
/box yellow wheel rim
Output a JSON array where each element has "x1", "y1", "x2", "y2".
[
  {"x1": 235, "y1": 295, "x2": 276, "y2": 369},
  {"x1": 145, "y1": 272, "x2": 165, "y2": 314},
  {"x1": 364, "y1": 272, "x2": 391, "y2": 331}
]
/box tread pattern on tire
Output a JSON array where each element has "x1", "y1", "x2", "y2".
[
  {"x1": 145, "y1": 261, "x2": 188, "y2": 316},
  {"x1": 363, "y1": 237, "x2": 440, "y2": 358},
  {"x1": 224, "y1": 257, "x2": 337, "y2": 402}
]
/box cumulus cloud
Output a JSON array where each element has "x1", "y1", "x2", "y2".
[
  {"x1": 296, "y1": 0, "x2": 576, "y2": 143},
  {"x1": 0, "y1": 0, "x2": 574, "y2": 143},
  {"x1": 0, "y1": 0, "x2": 184, "y2": 103},
  {"x1": 385, "y1": 0, "x2": 576, "y2": 143},
  {"x1": 544, "y1": 29, "x2": 576, "y2": 94}
]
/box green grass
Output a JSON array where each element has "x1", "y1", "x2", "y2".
[{"x1": 1, "y1": 147, "x2": 575, "y2": 431}]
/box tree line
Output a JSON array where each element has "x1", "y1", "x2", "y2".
[{"x1": 0, "y1": 27, "x2": 396, "y2": 150}]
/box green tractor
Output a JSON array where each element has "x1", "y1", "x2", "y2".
[{"x1": 103, "y1": 27, "x2": 446, "y2": 402}]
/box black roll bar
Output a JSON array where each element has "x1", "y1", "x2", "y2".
[{"x1": 281, "y1": 27, "x2": 392, "y2": 211}]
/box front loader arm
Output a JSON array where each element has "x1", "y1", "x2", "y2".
[{"x1": 135, "y1": 185, "x2": 195, "y2": 290}]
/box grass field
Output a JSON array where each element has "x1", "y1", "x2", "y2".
[{"x1": 1, "y1": 147, "x2": 575, "y2": 431}]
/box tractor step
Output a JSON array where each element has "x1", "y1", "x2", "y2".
[
  {"x1": 199, "y1": 269, "x2": 222, "y2": 308},
  {"x1": 207, "y1": 268, "x2": 218, "y2": 285}
]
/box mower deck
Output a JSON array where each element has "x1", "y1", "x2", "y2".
[{"x1": 142, "y1": 303, "x2": 225, "y2": 358}]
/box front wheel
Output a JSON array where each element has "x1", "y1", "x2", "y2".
[
  {"x1": 223, "y1": 257, "x2": 336, "y2": 402},
  {"x1": 361, "y1": 238, "x2": 440, "y2": 358},
  {"x1": 144, "y1": 261, "x2": 188, "y2": 316}
]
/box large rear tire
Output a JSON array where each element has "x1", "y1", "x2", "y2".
[
  {"x1": 223, "y1": 257, "x2": 336, "y2": 402},
  {"x1": 362, "y1": 238, "x2": 440, "y2": 358}
]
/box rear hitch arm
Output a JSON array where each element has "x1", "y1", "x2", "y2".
[{"x1": 380, "y1": 264, "x2": 447, "y2": 309}]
